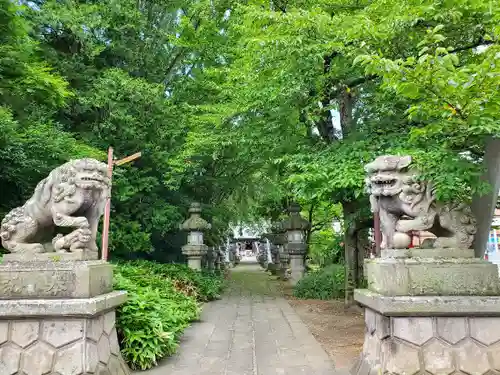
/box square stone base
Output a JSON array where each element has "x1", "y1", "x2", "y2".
[
  {"x1": 364, "y1": 251, "x2": 499, "y2": 296},
  {"x1": 0, "y1": 310, "x2": 129, "y2": 375},
  {"x1": 352, "y1": 290, "x2": 500, "y2": 375},
  {"x1": 0, "y1": 260, "x2": 113, "y2": 299},
  {"x1": 289, "y1": 255, "x2": 304, "y2": 285}
]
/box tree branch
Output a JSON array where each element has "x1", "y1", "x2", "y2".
[{"x1": 449, "y1": 39, "x2": 496, "y2": 54}]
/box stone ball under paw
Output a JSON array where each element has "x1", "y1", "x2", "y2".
[{"x1": 393, "y1": 232, "x2": 412, "y2": 249}]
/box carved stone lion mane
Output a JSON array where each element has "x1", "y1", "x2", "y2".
[
  {"x1": 365, "y1": 155, "x2": 476, "y2": 249},
  {"x1": 1, "y1": 158, "x2": 110, "y2": 254}
]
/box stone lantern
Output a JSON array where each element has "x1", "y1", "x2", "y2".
[
  {"x1": 278, "y1": 246, "x2": 290, "y2": 280},
  {"x1": 281, "y1": 202, "x2": 310, "y2": 284},
  {"x1": 265, "y1": 225, "x2": 286, "y2": 276},
  {"x1": 180, "y1": 202, "x2": 211, "y2": 270}
]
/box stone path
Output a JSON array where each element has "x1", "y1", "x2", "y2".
[{"x1": 138, "y1": 260, "x2": 343, "y2": 375}]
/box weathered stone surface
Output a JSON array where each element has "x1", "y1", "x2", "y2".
[
  {"x1": 354, "y1": 289, "x2": 500, "y2": 316},
  {"x1": 456, "y1": 340, "x2": 489, "y2": 375},
  {"x1": 103, "y1": 311, "x2": 116, "y2": 335},
  {"x1": 365, "y1": 155, "x2": 476, "y2": 249},
  {"x1": 0, "y1": 322, "x2": 8, "y2": 345},
  {"x1": 382, "y1": 340, "x2": 420, "y2": 375},
  {"x1": 0, "y1": 291, "x2": 127, "y2": 318},
  {"x1": 11, "y1": 320, "x2": 39, "y2": 348},
  {"x1": 489, "y1": 342, "x2": 500, "y2": 370},
  {"x1": 87, "y1": 315, "x2": 104, "y2": 342},
  {"x1": 98, "y1": 334, "x2": 112, "y2": 364},
  {"x1": 0, "y1": 302, "x2": 129, "y2": 374},
  {"x1": 365, "y1": 308, "x2": 376, "y2": 335},
  {"x1": 393, "y1": 317, "x2": 433, "y2": 345},
  {"x1": 288, "y1": 255, "x2": 305, "y2": 286},
  {"x1": 54, "y1": 341, "x2": 84, "y2": 374},
  {"x1": 352, "y1": 309, "x2": 500, "y2": 375},
  {"x1": 0, "y1": 261, "x2": 113, "y2": 299},
  {"x1": 187, "y1": 256, "x2": 203, "y2": 270},
  {"x1": 0, "y1": 158, "x2": 129, "y2": 375},
  {"x1": 109, "y1": 355, "x2": 129, "y2": 375},
  {"x1": 436, "y1": 317, "x2": 468, "y2": 344},
  {"x1": 469, "y1": 317, "x2": 500, "y2": 345},
  {"x1": 422, "y1": 339, "x2": 454, "y2": 375},
  {"x1": 97, "y1": 364, "x2": 112, "y2": 375},
  {"x1": 180, "y1": 203, "x2": 211, "y2": 232},
  {"x1": 3, "y1": 251, "x2": 98, "y2": 262},
  {"x1": 85, "y1": 342, "x2": 99, "y2": 373},
  {"x1": 180, "y1": 203, "x2": 211, "y2": 269},
  {"x1": 1, "y1": 158, "x2": 109, "y2": 255},
  {"x1": 374, "y1": 313, "x2": 390, "y2": 340},
  {"x1": 362, "y1": 333, "x2": 380, "y2": 363},
  {"x1": 42, "y1": 320, "x2": 84, "y2": 348},
  {"x1": 22, "y1": 341, "x2": 55, "y2": 375},
  {"x1": 0, "y1": 343, "x2": 21, "y2": 375},
  {"x1": 381, "y1": 248, "x2": 474, "y2": 259},
  {"x1": 365, "y1": 257, "x2": 499, "y2": 296},
  {"x1": 109, "y1": 327, "x2": 120, "y2": 355}
]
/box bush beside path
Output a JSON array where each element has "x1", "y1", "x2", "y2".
[{"x1": 113, "y1": 260, "x2": 226, "y2": 370}]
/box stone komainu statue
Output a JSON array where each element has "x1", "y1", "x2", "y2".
[
  {"x1": 1, "y1": 158, "x2": 110, "y2": 254},
  {"x1": 365, "y1": 155, "x2": 477, "y2": 249}
]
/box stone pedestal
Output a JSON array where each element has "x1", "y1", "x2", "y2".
[
  {"x1": 278, "y1": 248, "x2": 290, "y2": 280},
  {"x1": 182, "y1": 245, "x2": 206, "y2": 271},
  {"x1": 280, "y1": 203, "x2": 310, "y2": 284},
  {"x1": 365, "y1": 248, "x2": 499, "y2": 296},
  {"x1": 187, "y1": 256, "x2": 202, "y2": 270},
  {"x1": 289, "y1": 254, "x2": 305, "y2": 286},
  {"x1": 352, "y1": 249, "x2": 500, "y2": 375},
  {"x1": 0, "y1": 258, "x2": 129, "y2": 375}
]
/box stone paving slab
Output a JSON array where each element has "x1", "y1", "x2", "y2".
[{"x1": 135, "y1": 262, "x2": 342, "y2": 375}]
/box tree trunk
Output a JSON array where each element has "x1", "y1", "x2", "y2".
[
  {"x1": 343, "y1": 226, "x2": 357, "y2": 306},
  {"x1": 339, "y1": 87, "x2": 354, "y2": 136},
  {"x1": 472, "y1": 136, "x2": 500, "y2": 258},
  {"x1": 342, "y1": 201, "x2": 358, "y2": 306},
  {"x1": 355, "y1": 229, "x2": 369, "y2": 285}
]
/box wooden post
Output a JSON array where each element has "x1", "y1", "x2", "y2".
[
  {"x1": 101, "y1": 148, "x2": 142, "y2": 261},
  {"x1": 101, "y1": 147, "x2": 114, "y2": 261}
]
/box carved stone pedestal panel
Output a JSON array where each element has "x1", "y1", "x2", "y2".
[
  {"x1": 0, "y1": 260, "x2": 113, "y2": 299},
  {"x1": 365, "y1": 249, "x2": 499, "y2": 296}
]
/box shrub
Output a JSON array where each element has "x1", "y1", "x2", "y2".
[
  {"x1": 123, "y1": 260, "x2": 226, "y2": 301},
  {"x1": 113, "y1": 260, "x2": 226, "y2": 370},
  {"x1": 293, "y1": 264, "x2": 345, "y2": 300},
  {"x1": 308, "y1": 230, "x2": 344, "y2": 267}
]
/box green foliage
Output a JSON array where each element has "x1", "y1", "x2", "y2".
[
  {"x1": 293, "y1": 264, "x2": 345, "y2": 300},
  {"x1": 113, "y1": 261, "x2": 226, "y2": 370},
  {"x1": 1, "y1": 0, "x2": 499, "y2": 332},
  {"x1": 122, "y1": 260, "x2": 226, "y2": 302},
  {"x1": 308, "y1": 230, "x2": 344, "y2": 267},
  {"x1": 113, "y1": 272, "x2": 184, "y2": 370}
]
